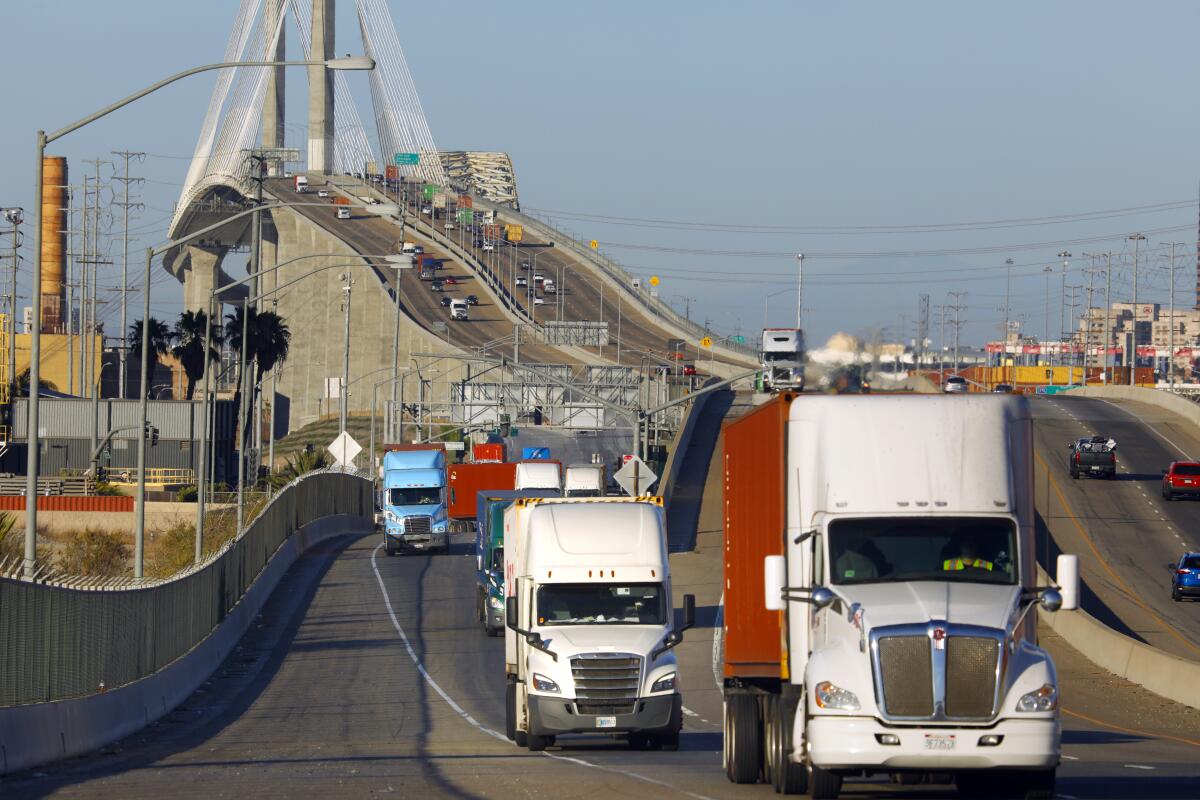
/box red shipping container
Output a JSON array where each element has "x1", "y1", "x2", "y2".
[
  {"x1": 722, "y1": 392, "x2": 796, "y2": 679},
  {"x1": 0, "y1": 495, "x2": 134, "y2": 512},
  {"x1": 473, "y1": 442, "x2": 505, "y2": 463},
  {"x1": 458, "y1": 194, "x2": 473, "y2": 209},
  {"x1": 447, "y1": 462, "x2": 516, "y2": 519}
]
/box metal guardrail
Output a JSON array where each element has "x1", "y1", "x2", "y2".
[
  {"x1": 106, "y1": 467, "x2": 195, "y2": 486},
  {"x1": 0, "y1": 470, "x2": 372, "y2": 706}
]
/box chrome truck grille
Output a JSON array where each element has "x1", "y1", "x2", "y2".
[
  {"x1": 403, "y1": 515, "x2": 432, "y2": 537},
  {"x1": 571, "y1": 652, "x2": 642, "y2": 715},
  {"x1": 872, "y1": 623, "x2": 1004, "y2": 722}
]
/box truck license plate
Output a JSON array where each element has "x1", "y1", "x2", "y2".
[
  {"x1": 1090, "y1": 466, "x2": 1101, "y2": 471},
  {"x1": 923, "y1": 734, "x2": 956, "y2": 751},
  {"x1": 595, "y1": 716, "x2": 616, "y2": 729}
]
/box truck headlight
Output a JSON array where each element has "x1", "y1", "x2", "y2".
[
  {"x1": 489, "y1": 595, "x2": 504, "y2": 609},
  {"x1": 651, "y1": 672, "x2": 677, "y2": 693},
  {"x1": 532, "y1": 673, "x2": 560, "y2": 693},
  {"x1": 814, "y1": 680, "x2": 860, "y2": 711},
  {"x1": 1016, "y1": 683, "x2": 1057, "y2": 712},
  {"x1": 432, "y1": 520, "x2": 448, "y2": 532}
]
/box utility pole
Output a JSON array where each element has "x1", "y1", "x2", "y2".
[
  {"x1": 936, "y1": 304, "x2": 945, "y2": 380},
  {"x1": 1103, "y1": 252, "x2": 1113, "y2": 384},
  {"x1": 1002, "y1": 258, "x2": 1013, "y2": 369},
  {"x1": 947, "y1": 291, "x2": 966, "y2": 374},
  {"x1": 82, "y1": 158, "x2": 111, "y2": 398},
  {"x1": 795, "y1": 253, "x2": 805, "y2": 329},
  {"x1": 1128, "y1": 234, "x2": 1146, "y2": 385},
  {"x1": 1043, "y1": 265, "x2": 1053, "y2": 369},
  {"x1": 3, "y1": 208, "x2": 22, "y2": 402},
  {"x1": 1168, "y1": 241, "x2": 1179, "y2": 390},
  {"x1": 111, "y1": 151, "x2": 144, "y2": 399},
  {"x1": 1084, "y1": 268, "x2": 1095, "y2": 385},
  {"x1": 1056, "y1": 251, "x2": 1071, "y2": 375},
  {"x1": 340, "y1": 271, "x2": 352, "y2": 435},
  {"x1": 917, "y1": 293, "x2": 930, "y2": 372}
]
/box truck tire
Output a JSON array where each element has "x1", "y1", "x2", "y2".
[
  {"x1": 1069, "y1": 469, "x2": 1078, "y2": 480},
  {"x1": 1016, "y1": 769, "x2": 1056, "y2": 800},
  {"x1": 384, "y1": 537, "x2": 396, "y2": 556},
  {"x1": 724, "y1": 693, "x2": 761, "y2": 784},
  {"x1": 476, "y1": 590, "x2": 485, "y2": 623},
  {"x1": 807, "y1": 757, "x2": 842, "y2": 799},
  {"x1": 505, "y1": 681, "x2": 517, "y2": 741},
  {"x1": 526, "y1": 732, "x2": 551, "y2": 752},
  {"x1": 773, "y1": 695, "x2": 808, "y2": 795}
]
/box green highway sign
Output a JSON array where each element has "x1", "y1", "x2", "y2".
[
  {"x1": 423, "y1": 184, "x2": 436, "y2": 199},
  {"x1": 733, "y1": 335, "x2": 745, "y2": 344},
  {"x1": 457, "y1": 209, "x2": 473, "y2": 223},
  {"x1": 393, "y1": 152, "x2": 420, "y2": 165}
]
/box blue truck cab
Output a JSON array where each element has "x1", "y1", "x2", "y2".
[
  {"x1": 380, "y1": 449, "x2": 449, "y2": 555},
  {"x1": 474, "y1": 489, "x2": 559, "y2": 635}
]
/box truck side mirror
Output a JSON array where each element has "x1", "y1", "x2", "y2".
[
  {"x1": 505, "y1": 596, "x2": 518, "y2": 631},
  {"x1": 764, "y1": 555, "x2": 786, "y2": 611},
  {"x1": 1056, "y1": 554, "x2": 1079, "y2": 611},
  {"x1": 811, "y1": 587, "x2": 836, "y2": 610},
  {"x1": 681, "y1": 594, "x2": 696, "y2": 632}
]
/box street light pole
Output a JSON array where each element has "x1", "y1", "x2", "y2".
[
  {"x1": 1003, "y1": 258, "x2": 1013, "y2": 372},
  {"x1": 3, "y1": 208, "x2": 21, "y2": 402},
  {"x1": 340, "y1": 272, "x2": 352, "y2": 435},
  {"x1": 1043, "y1": 264, "x2": 1052, "y2": 369},
  {"x1": 795, "y1": 253, "x2": 804, "y2": 329},
  {"x1": 21, "y1": 54, "x2": 375, "y2": 578}
]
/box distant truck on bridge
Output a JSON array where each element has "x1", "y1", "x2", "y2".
[
  {"x1": 759, "y1": 328, "x2": 806, "y2": 392},
  {"x1": 293, "y1": 175, "x2": 308, "y2": 193},
  {"x1": 721, "y1": 393, "x2": 1079, "y2": 797}
]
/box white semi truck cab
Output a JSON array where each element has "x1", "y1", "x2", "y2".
[
  {"x1": 760, "y1": 327, "x2": 806, "y2": 392},
  {"x1": 722, "y1": 394, "x2": 1079, "y2": 799},
  {"x1": 503, "y1": 497, "x2": 694, "y2": 751}
]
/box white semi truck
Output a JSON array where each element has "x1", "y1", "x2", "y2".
[
  {"x1": 503, "y1": 497, "x2": 694, "y2": 751},
  {"x1": 760, "y1": 327, "x2": 805, "y2": 392},
  {"x1": 721, "y1": 393, "x2": 1079, "y2": 799}
]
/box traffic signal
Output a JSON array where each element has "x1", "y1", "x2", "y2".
[{"x1": 145, "y1": 422, "x2": 159, "y2": 446}]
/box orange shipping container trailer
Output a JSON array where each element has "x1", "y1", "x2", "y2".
[
  {"x1": 447, "y1": 462, "x2": 517, "y2": 519},
  {"x1": 722, "y1": 392, "x2": 796, "y2": 679}
]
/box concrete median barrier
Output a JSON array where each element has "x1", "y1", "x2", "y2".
[{"x1": 1065, "y1": 385, "x2": 1200, "y2": 426}]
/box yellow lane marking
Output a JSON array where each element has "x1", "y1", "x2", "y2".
[
  {"x1": 1064, "y1": 707, "x2": 1200, "y2": 750},
  {"x1": 1032, "y1": 448, "x2": 1200, "y2": 659}
]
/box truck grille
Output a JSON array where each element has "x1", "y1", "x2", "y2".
[
  {"x1": 945, "y1": 636, "x2": 1001, "y2": 718},
  {"x1": 571, "y1": 652, "x2": 641, "y2": 716},
  {"x1": 873, "y1": 624, "x2": 1003, "y2": 722},
  {"x1": 403, "y1": 515, "x2": 432, "y2": 536},
  {"x1": 878, "y1": 636, "x2": 934, "y2": 716}
]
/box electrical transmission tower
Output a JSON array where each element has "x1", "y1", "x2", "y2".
[
  {"x1": 917, "y1": 293, "x2": 930, "y2": 372},
  {"x1": 112, "y1": 150, "x2": 145, "y2": 399}
]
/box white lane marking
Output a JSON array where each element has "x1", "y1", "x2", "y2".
[
  {"x1": 682, "y1": 706, "x2": 699, "y2": 717},
  {"x1": 1096, "y1": 399, "x2": 1193, "y2": 460},
  {"x1": 1057, "y1": 794, "x2": 1079, "y2": 799},
  {"x1": 1060, "y1": 754, "x2": 1079, "y2": 761},
  {"x1": 369, "y1": 545, "x2": 718, "y2": 800},
  {"x1": 1123, "y1": 764, "x2": 1155, "y2": 770}
]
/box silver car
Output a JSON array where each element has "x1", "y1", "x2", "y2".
[{"x1": 943, "y1": 375, "x2": 969, "y2": 394}]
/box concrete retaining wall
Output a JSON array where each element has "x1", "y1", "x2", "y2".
[
  {"x1": 1065, "y1": 384, "x2": 1200, "y2": 424},
  {"x1": 0, "y1": 513, "x2": 371, "y2": 775}
]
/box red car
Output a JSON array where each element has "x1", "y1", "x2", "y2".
[
  {"x1": 1162, "y1": 462, "x2": 1200, "y2": 500},
  {"x1": 443, "y1": 276, "x2": 459, "y2": 285},
  {"x1": 682, "y1": 364, "x2": 698, "y2": 376}
]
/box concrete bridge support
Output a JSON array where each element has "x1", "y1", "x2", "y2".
[
  {"x1": 269, "y1": 207, "x2": 470, "y2": 432},
  {"x1": 263, "y1": 0, "x2": 287, "y2": 175},
  {"x1": 307, "y1": 0, "x2": 335, "y2": 175}
]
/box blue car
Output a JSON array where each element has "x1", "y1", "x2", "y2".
[{"x1": 1172, "y1": 552, "x2": 1200, "y2": 601}]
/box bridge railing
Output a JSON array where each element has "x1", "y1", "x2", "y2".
[{"x1": 0, "y1": 469, "x2": 371, "y2": 707}]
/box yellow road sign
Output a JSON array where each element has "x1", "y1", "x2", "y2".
[
  {"x1": 649, "y1": 275, "x2": 660, "y2": 287},
  {"x1": 701, "y1": 336, "x2": 713, "y2": 348},
  {"x1": 589, "y1": 239, "x2": 599, "y2": 250}
]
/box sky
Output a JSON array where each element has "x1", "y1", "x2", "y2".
[{"x1": 3, "y1": 0, "x2": 1200, "y2": 350}]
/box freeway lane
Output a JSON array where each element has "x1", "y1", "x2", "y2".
[{"x1": 1030, "y1": 394, "x2": 1200, "y2": 661}]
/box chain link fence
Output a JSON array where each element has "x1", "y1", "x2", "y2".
[{"x1": 0, "y1": 469, "x2": 371, "y2": 706}]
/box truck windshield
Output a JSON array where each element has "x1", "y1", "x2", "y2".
[
  {"x1": 536, "y1": 583, "x2": 665, "y2": 625},
  {"x1": 762, "y1": 351, "x2": 801, "y2": 362},
  {"x1": 828, "y1": 517, "x2": 1017, "y2": 586},
  {"x1": 387, "y1": 488, "x2": 441, "y2": 506}
]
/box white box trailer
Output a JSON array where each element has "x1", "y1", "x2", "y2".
[
  {"x1": 722, "y1": 394, "x2": 1079, "y2": 798},
  {"x1": 503, "y1": 497, "x2": 694, "y2": 751}
]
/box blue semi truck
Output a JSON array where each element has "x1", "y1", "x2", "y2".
[
  {"x1": 379, "y1": 448, "x2": 450, "y2": 555},
  {"x1": 474, "y1": 489, "x2": 559, "y2": 635}
]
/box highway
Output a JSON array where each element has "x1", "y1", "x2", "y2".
[
  {"x1": 1030, "y1": 394, "x2": 1200, "y2": 661},
  {"x1": 7, "y1": 393, "x2": 1200, "y2": 799}
]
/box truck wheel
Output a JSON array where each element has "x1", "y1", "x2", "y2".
[
  {"x1": 1069, "y1": 469, "x2": 1078, "y2": 480},
  {"x1": 526, "y1": 732, "x2": 550, "y2": 752},
  {"x1": 724, "y1": 693, "x2": 762, "y2": 784},
  {"x1": 476, "y1": 591, "x2": 485, "y2": 623},
  {"x1": 773, "y1": 695, "x2": 808, "y2": 795},
  {"x1": 1015, "y1": 769, "x2": 1056, "y2": 800},
  {"x1": 505, "y1": 681, "x2": 517, "y2": 741},
  {"x1": 628, "y1": 732, "x2": 652, "y2": 750},
  {"x1": 807, "y1": 756, "x2": 842, "y2": 799},
  {"x1": 653, "y1": 730, "x2": 679, "y2": 751},
  {"x1": 384, "y1": 538, "x2": 396, "y2": 556},
  {"x1": 487, "y1": 625, "x2": 502, "y2": 637}
]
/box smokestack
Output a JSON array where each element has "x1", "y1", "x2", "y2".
[{"x1": 40, "y1": 155, "x2": 67, "y2": 333}]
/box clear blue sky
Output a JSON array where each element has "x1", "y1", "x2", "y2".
[{"x1": 3, "y1": 0, "x2": 1199, "y2": 349}]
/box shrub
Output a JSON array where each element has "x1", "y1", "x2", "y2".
[
  {"x1": 54, "y1": 528, "x2": 131, "y2": 578},
  {"x1": 176, "y1": 485, "x2": 198, "y2": 503},
  {"x1": 94, "y1": 481, "x2": 123, "y2": 496},
  {"x1": 146, "y1": 519, "x2": 197, "y2": 579}
]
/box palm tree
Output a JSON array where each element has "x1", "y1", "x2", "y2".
[
  {"x1": 267, "y1": 449, "x2": 328, "y2": 489},
  {"x1": 129, "y1": 317, "x2": 172, "y2": 397},
  {"x1": 225, "y1": 306, "x2": 291, "y2": 438},
  {"x1": 171, "y1": 310, "x2": 222, "y2": 400}
]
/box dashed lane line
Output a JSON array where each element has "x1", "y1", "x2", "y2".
[
  {"x1": 1123, "y1": 764, "x2": 1155, "y2": 770},
  {"x1": 369, "y1": 544, "x2": 720, "y2": 800}
]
